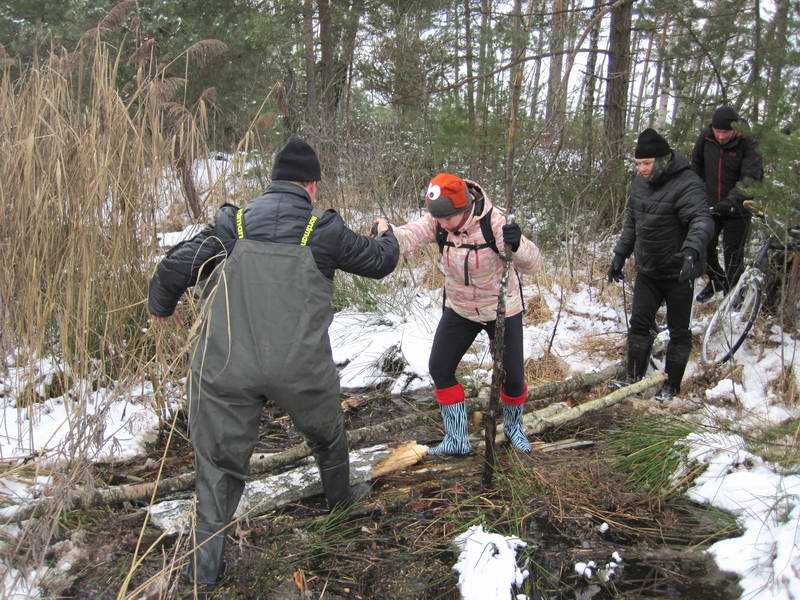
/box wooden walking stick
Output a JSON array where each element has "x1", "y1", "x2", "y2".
[{"x1": 483, "y1": 9, "x2": 526, "y2": 486}]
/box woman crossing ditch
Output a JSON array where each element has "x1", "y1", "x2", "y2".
[{"x1": 375, "y1": 173, "x2": 543, "y2": 456}]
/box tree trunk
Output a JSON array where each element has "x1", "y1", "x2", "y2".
[
  {"x1": 625, "y1": 27, "x2": 640, "y2": 131},
  {"x1": 748, "y1": 0, "x2": 761, "y2": 123},
  {"x1": 335, "y1": 0, "x2": 364, "y2": 123},
  {"x1": 529, "y1": 10, "x2": 545, "y2": 120},
  {"x1": 476, "y1": 0, "x2": 491, "y2": 128},
  {"x1": 302, "y1": 0, "x2": 317, "y2": 126},
  {"x1": 649, "y1": 18, "x2": 669, "y2": 128},
  {"x1": 504, "y1": 0, "x2": 526, "y2": 205},
  {"x1": 582, "y1": 0, "x2": 601, "y2": 173},
  {"x1": 545, "y1": 0, "x2": 566, "y2": 124},
  {"x1": 765, "y1": 0, "x2": 788, "y2": 125},
  {"x1": 465, "y1": 0, "x2": 476, "y2": 128},
  {"x1": 632, "y1": 29, "x2": 654, "y2": 133},
  {"x1": 603, "y1": 0, "x2": 633, "y2": 218}
]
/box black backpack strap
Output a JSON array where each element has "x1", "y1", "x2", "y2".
[
  {"x1": 478, "y1": 206, "x2": 499, "y2": 255},
  {"x1": 435, "y1": 223, "x2": 449, "y2": 254}
]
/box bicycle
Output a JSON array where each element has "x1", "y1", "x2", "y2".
[{"x1": 701, "y1": 201, "x2": 800, "y2": 364}]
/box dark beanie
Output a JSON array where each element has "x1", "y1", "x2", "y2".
[
  {"x1": 635, "y1": 128, "x2": 671, "y2": 158},
  {"x1": 271, "y1": 137, "x2": 321, "y2": 182},
  {"x1": 712, "y1": 105, "x2": 738, "y2": 130}
]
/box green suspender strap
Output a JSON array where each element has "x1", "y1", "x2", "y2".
[
  {"x1": 300, "y1": 209, "x2": 325, "y2": 246},
  {"x1": 236, "y1": 208, "x2": 246, "y2": 239}
]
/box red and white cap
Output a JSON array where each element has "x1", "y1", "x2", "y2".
[{"x1": 425, "y1": 173, "x2": 472, "y2": 218}]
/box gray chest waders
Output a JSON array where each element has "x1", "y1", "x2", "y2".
[{"x1": 184, "y1": 208, "x2": 358, "y2": 586}]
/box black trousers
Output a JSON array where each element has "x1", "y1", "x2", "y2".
[
  {"x1": 706, "y1": 215, "x2": 751, "y2": 291},
  {"x1": 429, "y1": 308, "x2": 525, "y2": 396},
  {"x1": 629, "y1": 273, "x2": 694, "y2": 389}
]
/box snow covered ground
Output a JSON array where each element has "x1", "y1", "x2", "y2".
[{"x1": 0, "y1": 242, "x2": 798, "y2": 597}]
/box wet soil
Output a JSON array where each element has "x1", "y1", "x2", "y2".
[{"x1": 62, "y1": 391, "x2": 743, "y2": 600}]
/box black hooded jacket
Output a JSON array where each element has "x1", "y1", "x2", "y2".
[
  {"x1": 613, "y1": 151, "x2": 714, "y2": 280},
  {"x1": 148, "y1": 181, "x2": 399, "y2": 316},
  {"x1": 690, "y1": 128, "x2": 763, "y2": 216}
]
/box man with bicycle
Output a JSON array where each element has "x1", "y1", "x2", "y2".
[
  {"x1": 691, "y1": 105, "x2": 764, "y2": 303},
  {"x1": 608, "y1": 129, "x2": 714, "y2": 402}
]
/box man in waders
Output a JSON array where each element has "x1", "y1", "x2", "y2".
[{"x1": 148, "y1": 138, "x2": 399, "y2": 588}]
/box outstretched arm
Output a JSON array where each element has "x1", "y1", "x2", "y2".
[
  {"x1": 337, "y1": 215, "x2": 400, "y2": 279},
  {"x1": 148, "y1": 206, "x2": 236, "y2": 316},
  {"x1": 390, "y1": 213, "x2": 438, "y2": 257}
]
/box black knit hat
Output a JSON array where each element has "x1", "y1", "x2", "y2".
[
  {"x1": 271, "y1": 137, "x2": 321, "y2": 182},
  {"x1": 712, "y1": 105, "x2": 738, "y2": 130},
  {"x1": 634, "y1": 128, "x2": 671, "y2": 159}
]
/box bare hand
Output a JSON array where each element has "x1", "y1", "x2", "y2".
[
  {"x1": 149, "y1": 313, "x2": 183, "y2": 328},
  {"x1": 373, "y1": 218, "x2": 390, "y2": 237}
]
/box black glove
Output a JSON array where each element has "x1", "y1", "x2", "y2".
[
  {"x1": 502, "y1": 223, "x2": 522, "y2": 252},
  {"x1": 678, "y1": 248, "x2": 699, "y2": 283},
  {"x1": 711, "y1": 200, "x2": 735, "y2": 217},
  {"x1": 607, "y1": 253, "x2": 626, "y2": 282},
  {"x1": 370, "y1": 222, "x2": 379, "y2": 238}
]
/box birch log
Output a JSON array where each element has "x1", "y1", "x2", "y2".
[
  {"x1": 1, "y1": 364, "x2": 625, "y2": 523},
  {"x1": 147, "y1": 442, "x2": 427, "y2": 534}
]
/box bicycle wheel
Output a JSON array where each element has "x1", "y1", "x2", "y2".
[{"x1": 701, "y1": 272, "x2": 762, "y2": 364}]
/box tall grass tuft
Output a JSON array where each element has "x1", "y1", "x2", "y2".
[{"x1": 0, "y1": 25, "x2": 216, "y2": 592}]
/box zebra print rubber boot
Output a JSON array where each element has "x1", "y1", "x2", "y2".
[
  {"x1": 502, "y1": 404, "x2": 532, "y2": 453},
  {"x1": 428, "y1": 402, "x2": 472, "y2": 456},
  {"x1": 501, "y1": 386, "x2": 531, "y2": 453}
]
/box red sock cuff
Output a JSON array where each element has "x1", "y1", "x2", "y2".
[
  {"x1": 435, "y1": 383, "x2": 465, "y2": 405},
  {"x1": 500, "y1": 385, "x2": 528, "y2": 406}
]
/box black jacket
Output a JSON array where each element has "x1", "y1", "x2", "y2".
[
  {"x1": 614, "y1": 152, "x2": 714, "y2": 280},
  {"x1": 148, "y1": 181, "x2": 399, "y2": 316},
  {"x1": 690, "y1": 128, "x2": 763, "y2": 216}
]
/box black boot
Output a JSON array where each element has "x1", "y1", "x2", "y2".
[
  {"x1": 181, "y1": 523, "x2": 227, "y2": 588},
  {"x1": 662, "y1": 340, "x2": 691, "y2": 402},
  {"x1": 696, "y1": 280, "x2": 721, "y2": 303},
  {"x1": 655, "y1": 382, "x2": 679, "y2": 402},
  {"x1": 627, "y1": 334, "x2": 654, "y2": 382},
  {"x1": 313, "y1": 420, "x2": 371, "y2": 510},
  {"x1": 319, "y1": 459, "x2": 371, "y2": 509}
]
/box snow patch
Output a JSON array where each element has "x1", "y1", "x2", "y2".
[{"x1": 452, "y1": 525, "x2": 529, "y2": 600}]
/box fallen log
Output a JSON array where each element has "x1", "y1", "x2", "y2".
[
  {"x1": 1, "y1": 364, "x2": 624, "y2": 523},
  {"x1": 147, "y1": 437, "x2": 596, "y2": 535},
  {"x1": 523, "y1": 371, "x2": 666, "y2": 434},
  {"x1": 147, "y1": 442, "x2": 427, "y2": 534}
]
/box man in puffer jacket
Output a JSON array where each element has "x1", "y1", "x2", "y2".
[
  {"x1": 148, "y1": 138, "x2": 399, "y2": 588},
  {"x1": 376, "y1": 173, "x2": 543, "y2": 455},
  {"x1": 691, "y1": 105, "x2": 764, "y2": 302},
  {"x1": 608, "y1": 129, "x2": 713, "y2": 402}
]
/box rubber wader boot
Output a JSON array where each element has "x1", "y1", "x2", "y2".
[
  {"x1": 314, "y1": 422, "x2": 371, "y2": 509},
  {"x1": 181, "y1": 524, "x2": 227, "y2": 588},
  {"x1": 319, "y1": 459, "x2": 371, "y2": 509},
  {"x1": 428, "y1": 402, "x2": 472, "y2": 456}
]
